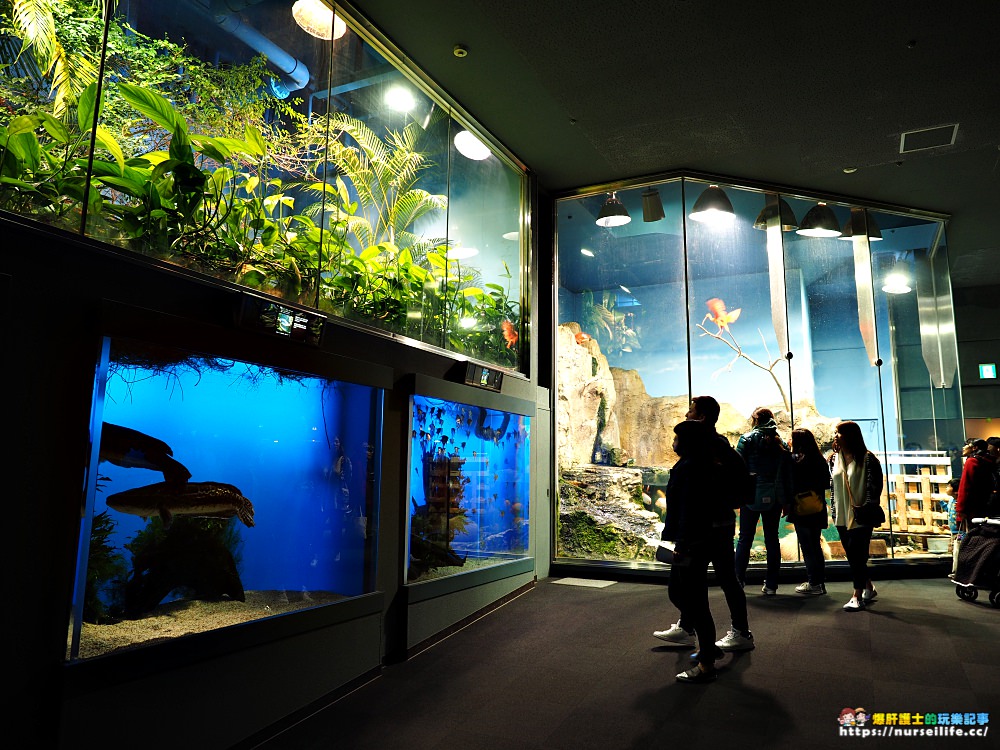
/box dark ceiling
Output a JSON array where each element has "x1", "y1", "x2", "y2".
[{"x1": 349, "y1": 0, "x2": 1000, "y2": 289}]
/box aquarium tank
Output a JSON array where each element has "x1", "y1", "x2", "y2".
[
  {"x1": 68, "y1": 335, "x2": 383, "y2": 660},
  {"x1": 406, "y1": 394, "x2": 531, "y2": 583},
  {"x1": 555, "y1": 177, "x2": 961, "y2": 567},
  {"x1": 0, "y1": 0, "x2": 526, "y2": 371}
]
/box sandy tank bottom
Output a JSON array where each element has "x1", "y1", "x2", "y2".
[{"x1": 69, "y1": 590, "x2": 346, "y2": 660}]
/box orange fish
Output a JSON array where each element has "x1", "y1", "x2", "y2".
[
  {"x1": 706, "y1": 297, "x2": 741, "y2": 331},
  {"x1": 501, "y1": 320, "x2": 518, "y2": 348},
  {"x1": 575, "y1": 331, "x2": 592, "y2": 344}
]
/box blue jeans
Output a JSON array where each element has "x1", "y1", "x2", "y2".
[
  {"x1": 794, "y1": 523, "x2": 826, "y2": 586},
  {"x1": 735, "y1": 506, "x2": 781, "y2": 590}
]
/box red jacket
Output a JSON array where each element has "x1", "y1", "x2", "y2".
[{"x1": 956, "y1": 454, "x2": 996, "y2": 521}]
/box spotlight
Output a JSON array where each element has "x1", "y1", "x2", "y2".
[
  {"x1": 796, "y1": 202, "x2": 842, "y2": 237},
  {"x1": 689, "y1": 185, "x2": 735, "y2": 226}
]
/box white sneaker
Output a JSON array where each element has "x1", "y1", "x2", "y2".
[
  {"x1": 715, "y1": 628, "x2": 755, "y2": 651},
  {"x1": 795, "y1": 582, "x2": 826, "y2": 595},
  {"x1": 861, "y1": 587, "x2": 878, "y2": 602},
  {"x1": 843, "y1": 597, "x2": 865, "y2": 611},
  {"x1": 761, "y1": 585, "x2": 777, "y2": 596},
  {"x1": 653, "y1": 622, "x2": 695, "y2": 646}
]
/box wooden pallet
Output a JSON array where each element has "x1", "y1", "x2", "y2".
[{"x1": 882, "y1": 451, "x2": 952, "y2": 535}]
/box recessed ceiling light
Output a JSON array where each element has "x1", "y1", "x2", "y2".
[{"x1": 453, "y1": 130, "x2": 490, "y2": 160}]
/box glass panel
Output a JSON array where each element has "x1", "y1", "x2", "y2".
[
  {"x1": 554, "y1": 177, "x2": 962, "y2": 570},
  {"x1": 872, "y1": 212, "x2": 959, "y2": 558},
  {"x1": 69, "y1": 335, "x2": 382, "y2": 660},
  {"x1": 85, "y1": 0, "x2": 327, "y2": 307},
  {"x1": 407, "y1": 394, "x2": 531, "y2": 582},
  {"x1": 0, "y1": 0, "x2": 106, "y2": 233},
  {"x1": 555, "y1": 181, "x2": 686, "y2": 561},
  {"x1": 11, "y1": 1, "x2": 528, "y2": 371},
  {"x1": 441, "y1": 121, "x2": 524, "y2": 369}
]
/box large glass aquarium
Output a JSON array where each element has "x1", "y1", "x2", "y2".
[
  {"x1": 69, "y1": 335, "x2": 383, "y2": 660},
  {"x1": 406, "y1": 394, "x2": 531, "y2": 583},
  {"x1": 0, "y1": 0, "x2": 527, "y2": 371},
  {"x1": 556, "y1": 176, "x2": 960, "y2": 568}
]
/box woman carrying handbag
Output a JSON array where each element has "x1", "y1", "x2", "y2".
[
  {"x1": 829, "y1": 421, "x2": 884, "y2": 611},
  {"x1": 786, "y1": 428, "x2": 831, "y2": 595}
]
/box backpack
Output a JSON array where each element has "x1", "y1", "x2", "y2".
[{"x1": 718, "y1": 441, "x2": 754, "y2": 509}]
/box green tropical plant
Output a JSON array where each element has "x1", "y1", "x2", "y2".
[{"x1": 1, "y1": 0, "x2": 106, "y2": 116}]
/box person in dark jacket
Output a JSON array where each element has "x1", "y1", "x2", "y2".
[
  {"x1": 734, "y1": 407, "x2": 791, "y2": 595},
  {"x1": 829, "y1": 421, "x2": 884, "y2": 611},
  {"x1": 663, "y1": 419, "x2": 723, "y2": 683},
  {"x1": 786, "y1": 428, "x2": 831, "y2": 595},
  {"x1": 653, "y1": 396, "x2": 754, "y2": 654}
]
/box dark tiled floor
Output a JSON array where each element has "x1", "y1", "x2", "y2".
[{"x1": 256, "y1": 577, "x2": 1000, "y2": 750}]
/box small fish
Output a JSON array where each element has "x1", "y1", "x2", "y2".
[
  {"x1": 705, "y1": 297, "x2": 741, "y2": 332},
  {"x1": 500, "y1": 320, "x2": 518, "y2": 349},
  {"x1": 494, "y1": 473, "x2": 499, "y2": 481},
  {"x1": 412, "y1": 430, "x2": 417, "y2": 439},
  {"x1": 575, "y1": 331, "x2": 592, "y2": 344}
]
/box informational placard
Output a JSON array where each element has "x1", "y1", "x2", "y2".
[
  {"x1": 238, "y1": 294, "x2": 324, "y2": 346},
  {"x1": 979, "y1": 363, "x2": 997, "y2": 380},
  {"x1": 464, "y1": 362, "x2": 503, "y2": 392}
]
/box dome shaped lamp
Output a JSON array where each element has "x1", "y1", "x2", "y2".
[
  {"x1": 688, "y1": 184, "x2": 735, "y2": 226},
  {"x1": 292, "y1": 0, "x2": 347, "y2": 40},
  {"x1": 596, "y1": 192, "x2": 631, "y2": 227},
  {"x1": 795, "y1": 202, "x2": 842, "y2": 237},
  {"x1": 838, "y1": 211, "x2": 883, "y2": 241},
  {"x1": 752, "y1": 197, "x2": 798, "y2": 232}
]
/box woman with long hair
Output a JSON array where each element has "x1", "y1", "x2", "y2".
[
  {"x1": 830, "y1": 421, "x2": 884, "y2": 611},
  {"x1": 734, "y1": 407, "x2": 790, "y2": 595},
  {"x1": 787, "y1": 428, "x2": 831, "y2": 595}
]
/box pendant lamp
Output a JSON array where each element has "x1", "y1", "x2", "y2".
[
  {"x1": 795, "y1": 202, "x2": 842, "y2": 237},
  {"x1": 292, "y1": 0, "x2": 347, "y2": 40},
  {"x1": 641, "y1": 188, "x2": 665, "y2": 222},
  {"x1": 596, "y1": 192, "x2": 631, "y2": 227},
  {"x1": 752, "y1": 198, "x2": 798, "y2": 232},
  {"x1": 689, "y1": 185, "x2": 735, "y2": 225},
  {"x1": 838, "y1": 211, "x2": 883, "y2": 241}
]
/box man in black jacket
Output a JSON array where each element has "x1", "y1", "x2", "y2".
[{"x1": 653, "y1": 396, "x2": 755, "y2": 656}]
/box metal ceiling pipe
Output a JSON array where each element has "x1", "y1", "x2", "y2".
[{"x1": 188, "y1": 0, "x2": 312, "y2": 94}]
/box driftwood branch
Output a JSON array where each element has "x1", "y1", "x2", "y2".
[{"x1": 697, "y1": 318, "x2": 790, "y2": 411}]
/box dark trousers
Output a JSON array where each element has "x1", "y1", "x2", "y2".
[
  {"x1": 678, "y1": 524, "x2": 749, "y2": 634},
  {"x1": 794, "y1": 523, "x2": 826, "y2": 586},
  {"x1": 735, "y1": 506, "x2": 781, "y2": 590},
  {"x1": 837, "y1": 525, "x2": 873, "y2": 589},
  {"x1": 668, "y1": 547, "x2": 716, "y2": 668}
]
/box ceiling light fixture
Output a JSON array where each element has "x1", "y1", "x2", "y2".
[
  {"x1": 641, "y1": 188, "x2": 665, "y2": 222},
  {"x1": 882, "y1": 271, "x2": 912, "y2": 294},
  {"x1": 688, "y1": 184, "x2": 735, "y2": 226},
  {"x1": 752, "y1": 197, "x2": 799, "y2": 232},
  {"x1": 838, "y1": 211, "x2": 883, "y2": 242},
  {"x1": 795, "y1": 202, "x2": 842, "y2": 237},
  {"x1": 448, "y1": 246, "x2": 480, "y2": 260},
  {"x1": 453, "y1": 130, "x2": 491, "y2": 160},
  {"x1": 596, "y1": 191, "x2": 631, "y2": 227},
  {"x1": 384, "y1": 85, "x2": 416, "y2": 112},
  {"x1": 292, "y1": 0, "x2": 347, "y2": 40}
]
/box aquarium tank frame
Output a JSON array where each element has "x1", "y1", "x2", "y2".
[
  {"x1": 67, "y1": 298, "x2": 393, "y2": 661},
  {"x1": 0, "y1": 0, "x2": 533, "y2": 376},
  {"x1": 552, "y1": 170, "x2": 961, "y2": 574}
]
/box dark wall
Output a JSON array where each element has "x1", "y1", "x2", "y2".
[
  {"x1": 954, "y1": 285, "x2": 1000, "y2": 420},
  {"x1": 0, "y1": 213, "x2": 536, "y2": 746}
]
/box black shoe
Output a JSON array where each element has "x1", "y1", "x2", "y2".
[
  {"x1": 689, "y1": 645, "x2": 726, "y2": 662},
  {"x1": 676, "y1": 664, "x2": 717, "y2": 683}
]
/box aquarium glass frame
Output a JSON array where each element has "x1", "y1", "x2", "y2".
[
  {"x1": 0, "y1": 0, "x2": 530, "y2": 374},
  {"x1": 69, "y1": 331, "x2": 386, "y2": 662},
  {"x1": 553, "y1": 172, "x2": 958, "y2": 571}
]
